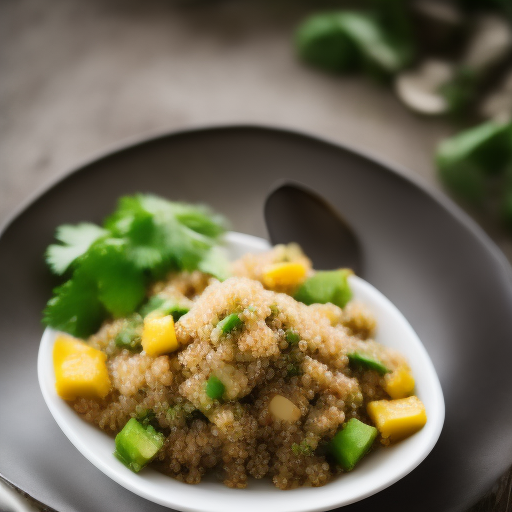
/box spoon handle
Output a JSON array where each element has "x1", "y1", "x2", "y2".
[{"x1": 0, "y1": 476, "x2": 56, "y2": 512}]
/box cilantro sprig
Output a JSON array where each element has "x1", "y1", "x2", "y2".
[{"x1": 43, "y1": 194, "x2": 229, "y2": 339}]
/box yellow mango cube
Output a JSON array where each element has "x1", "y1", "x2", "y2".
[
  {"x1": 367, "y1": 396, "x2": 427, "y2": 443},
  {"x1": 384, "y1": 367, "x2": 415, "y2": 399},
  {"x1": 262, "y1": 262, "x2": 307, "y2": 288},
  {"x1": 53, "y1": 334, "x2": 111, "y2": 401},
  {"x1": 142, "y1": 314, "x2": 179, "y2": 356}
]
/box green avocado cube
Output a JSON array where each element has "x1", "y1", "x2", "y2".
[
  {"x1": 329, "y1": 418, "x2": 378, "y2": 471},
  {"x1": 295, "y1": 269, "x2": 352, "y2": 308},
  {"x1": 114, "y1": 418, "x2": 164, "y2": 473}
]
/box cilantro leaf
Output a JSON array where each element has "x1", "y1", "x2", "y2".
[
  {"x1": 81, "y1": 239, "x2": 146, "y2": 317},
  {"x1": 43, "y1": 269, "x2": 105, "y2": 338},
  {"x1": 171, "y1": 202, "x2": 228, "y2": 239},
  {"x1": 106, "y1": 202, "x2": 167, "y2": 270},
  {"x1": 105, "y1": 194, "x2": 227, "y2": 273},
  {"x1": 198, "y1": 246, "x2": 231, "y2": 281},
  {"x1": 46, "y1": 223, "x2": 107, "y2": 275},
  {"x1": 43, "y1": 194, "x2": 227, "y2": 339}
]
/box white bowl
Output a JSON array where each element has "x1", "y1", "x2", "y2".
[{"x1": 38, "y1": 232, "x2": 445, "y2": 512}]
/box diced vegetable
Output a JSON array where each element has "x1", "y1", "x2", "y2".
[
  {"x1": 384, "y1": 367, "x2": 415, "y2": 399},
  {"x1": 328, "y1": 418, "x2": 378, "y2": 471},
  {"x1": 217, "y1": 313, "x2": 243, "y2": 334},
  {"x1": 285, "y1": 329, "x2": 300, "y2": 344},
  {"x1": 139, "y1": 295, "x2": 190, "y2": 321},
  {"x1": 348, "y1": 352, "x2": 390, "y2": 375},
  {"x1": 141, "y1": 314, "x2": 179, "y2": 356},
  {"x1": 115, "y1": 314, "x2": 143, "y2": 351},
  {"x1": 205, "y1": 375, "x2": 225, "y2": 400},
  {"x1": 114, "y1": 418, "x2": 164, "y2": 472},
  {"x1": 53, "y1": 334, "x2": 111, "y2": 400},
  {"x1": 269, "y1": 395, "x2": 302, "y2": 422},
  {"x1": 367, "y1": 396, "x2": 427, "y2": 443},
  {"x1": 262, "y1": 262, "x2": 308, "y2": 289},
  {"x1": 295, "y1": 269, "x2": 352, "y2": 308}
]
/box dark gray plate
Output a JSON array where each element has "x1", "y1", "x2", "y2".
[{"x1": 1, "y1": 125, "x2": 512, "y2": 512}]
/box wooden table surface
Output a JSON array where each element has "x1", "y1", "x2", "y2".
[{"x1": 1, "y1": 0, "x2": 511, "y2": 510}]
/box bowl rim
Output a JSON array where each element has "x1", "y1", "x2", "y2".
[{"x1": 38, "y1": 231, "x2": 445, "y2": 512}]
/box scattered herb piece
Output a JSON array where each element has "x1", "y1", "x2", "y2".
[
  {"x1": 292, "y1": 440, "x2": 314, "y2": 456},
  {"x1": 139, "y1": 295, "x2": 190, "y2": 321},
  {"x1": 136, "y1": 409, "x2": 156, "y2": 427},
  {"x1": 287, "y1": 363, "x2": 302, "y2": 378},
  {"x1": 285, "y1": 329, "x2": 300, "y2": 344},
  {"x1": 348, "y1": 352, "x2": 390, "y2": 375},
  {"x1": 217, "y1": 313, "x2": 243, "y2": 334},
  {"x1": 115, "y1": 314, "x2": 143, "y2": 351},
  {"x1": 205, "y1": 375, "x2": 225, "y2": 400}
]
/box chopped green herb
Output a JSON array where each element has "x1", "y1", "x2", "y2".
[
  {"x1": 135, "y1": 409, "x2": 156, "y2": 427},
  {"x1": 205, "y1": 375, "x2": 225, "y2": 400},
  {"x1": 348, "y1": 352, "x2": 390, "y2": 375},
  {"x1": 115, "y1": 314, "x2": 143, "y2": 351},
  {"x1": 285, "y1": 329, "x2": 300, "y2": 344},
  {"x1": 139, "y1": 295, "x2": 190, "y2": 321},
  {"x1": 166, "y1": 402, "x2": 196, "y2": 424},
  {"x1": 269, "y1": 304, "x2": 280, "y2": 316},
  {"x1": 287, "y1": 363, "x2": 302, "y2": 378},
  {"x1": 292, "y1": 440, "x2": 314, "y2": 456},
  {"x1": 217, "y1": 313, "x2": 243, "y2": 334}
]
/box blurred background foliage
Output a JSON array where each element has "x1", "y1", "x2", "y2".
[{"x1": 293, "y1": 0, "x2": 512, "y2": 231}]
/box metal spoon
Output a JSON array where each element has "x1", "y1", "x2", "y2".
[{"x1": 264, "y1": 181, "x2": 362, "y2": 275}]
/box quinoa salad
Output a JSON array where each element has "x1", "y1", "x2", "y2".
[{"x1": 46, "y1": 195, "x2": 427, "y2": 490}]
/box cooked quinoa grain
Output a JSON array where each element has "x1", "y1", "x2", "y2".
[{"x1": 69, "y1": 246, "x2": 414, "y2": 489}]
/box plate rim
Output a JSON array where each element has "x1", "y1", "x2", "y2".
[
  {"x1": 1, "y1": 122, "x2": 511, "y2": 285},
  {"x1": 0, "y1": 123, "x2": 510, "y2": 511}
]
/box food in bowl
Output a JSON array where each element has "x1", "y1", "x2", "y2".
[{"x1": 44, "y1": 194, "x2": 427, "y2": 489}]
